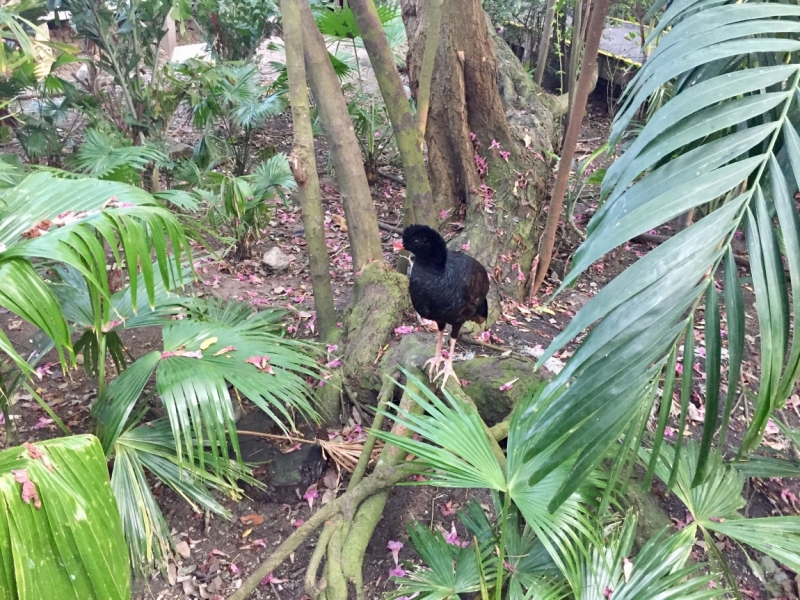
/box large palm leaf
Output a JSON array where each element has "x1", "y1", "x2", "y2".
[
  {"x1": 0, "y1": 435, "x2": 130, "y2": 599},
  {"x1": 375, "y1": 371, "x2": 602, "y2": 593},
  {"x1": 0, "y1": 165, "x2": 191, "y2": 372},
  {"x1": 641, "y1": 441, "x2": 800, "y2": 576},
  {"x1": 92, "y1": 299, "x2": 323, "y2": 475},
  {"x1": 524, "y1": 0, "x2": 800, "y2": 508},
  {"x1": 110, "y1": 419, "x2": 258, "y2": 576}
]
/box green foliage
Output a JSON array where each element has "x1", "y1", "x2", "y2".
[
  {"x1": 71, "y1": 128, "x2": 167, "y2": 184},
  {"x1": 348, "y1": 90, "x2": 397, "y2": 182},
  {"x1": 642, "y1": 441, "x2": 800, "y2": 588},
  {"x1": 177, "y1": 60, "x2": 286, "y2": 175},
  {"x1": 379, "y1": 372, "x2": 721, "y2": 599},
  {"x1": 62, "y1": 0, "x2": 186, "y2": 141},
  {"x1": 177, "y1": 152, "x2": 295, "y2": 258},
  {"x1": 0, "y1": 161, "x2": 191, "y2": 373},
  {"x1": 173, "y1": 0, "x2": 281, "y2": 62},
  {"x1": 523, "y1": 0, "x2": 800, "y2": 511},
  {"x1": 0, "y1": 435, "x2": 130, "y2": 599}
]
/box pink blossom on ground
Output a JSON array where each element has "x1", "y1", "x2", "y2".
[
  {"x1": 303, "y1": 486, "x2": 319, "y2": 509},
  {"x1": 499, "y1": 378, "x2": 519, "y2": 392},
  {"x1": 388, "y1": 540, "x2": 403, "y2": 564},
  {"x1": 32, "y1": 417, "x2": 53, "y2": 430},
  {"x1": 389, "y1": 565, "x2": 406, "y2": 578}
]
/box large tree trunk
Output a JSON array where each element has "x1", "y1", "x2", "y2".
[{"x1": 401, "y1": 0, "x2": 556, "y2": 305}]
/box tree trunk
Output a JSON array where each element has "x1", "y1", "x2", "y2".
[
  {"x1": 281, "y1": 0, "x2": 337, "y2": 348},
  {"x1": 299, "y1": 0, "x2": 410, "y2": 401},
  {"x1": 401, "y1": 0, "x2": 555, "y2": 304},
  {"x1": 299, "y1": 0, "x2": 384, "y2": 273},
  {"x1": 348, "y1": 0, "x2": 435, "y2": 232}
]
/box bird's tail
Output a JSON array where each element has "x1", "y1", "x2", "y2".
[{"x1": 470, "y1": 297, "x2": 489, "y2": 325}]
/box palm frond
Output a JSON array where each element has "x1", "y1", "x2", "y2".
[
  {"x1": 642, "y1": 440, "x2": 800, "y2": 574},
  {"x1": 386, "y1": 521, "x2": 494, "y2": 600},
  {"x1": 251, "y1": 153, "x2": 296, "y2": 198},
  {"x1": 0, "y1": 171, "x2": 191, "y2": 347},
  {"x1": 94, "y1": 298, "x2": 323, "y2": 474},
  {"x1": 73, "y1": 129, "x2": 166, "y2": 181},
  {"x1": 0, "y1": 435, "x2": 130, "y2": 597},
  {"x1": 522, "y1": 0, "x2": 800, "y2": 506}
]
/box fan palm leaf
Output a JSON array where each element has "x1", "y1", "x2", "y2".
[
  {"x1": 0, "y1": 168, "x2": 191, "y2": 371},
  {"x1": 374, "y1": 370, "x2": 601, "y2": 589},
  {"x1": 110, "y1": 419, "x2": 258, "y2": 575},
  {"x1": 641, "y1": 440, "x2": 800, "y2": 575},
  {"x1": 523, "y1": 0, "x2": 800, "y2": 508},
  {"x1": 93, "y1": 299, "x2": 323, "y2": 475}
]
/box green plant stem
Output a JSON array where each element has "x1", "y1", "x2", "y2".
[
  {"x1": 494, "y1": 491, "x2": 511, "y2": 600},
  {"x1": 97, "y1": 333, "x2": 107, "y2": 397},
  {"x1": 348, "y1": 373, "x2": 396, "y2": 490}
]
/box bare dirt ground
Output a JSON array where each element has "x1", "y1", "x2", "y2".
[{"x1": 1, "y1": 21, "x2": 799, "y2": 600}]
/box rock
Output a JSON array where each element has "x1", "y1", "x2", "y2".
[
  {"x1": 75, "y1": 64, "x2": 89, "y2": 84},
  {"x1": 234, "y1": 410, "x2": 327, "y2": 504},
  {"x1": 262, "y1": 246, "x2": 292, "y2": 271},
  {"x1": 166, "y1": 138, "x2": 193, "y2": 161}
]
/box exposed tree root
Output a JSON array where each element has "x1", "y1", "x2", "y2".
[{"x1": 228, "y1": 357, "x2": 520, "y2": 599}]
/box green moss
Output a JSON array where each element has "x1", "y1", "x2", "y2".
[{"x1": 341, "y1": 262, "x2": 411, "y2": 394}]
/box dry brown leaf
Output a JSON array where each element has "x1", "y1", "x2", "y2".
[
  {"x1": 331, "y1": 214, "x2": 348, "y2": 231},
  {"x1": 240, "y1": 514, "x2": 264, "y2": 526}
]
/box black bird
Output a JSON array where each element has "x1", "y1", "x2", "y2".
[{"x1": 402, "y1": 224, "x2": 490, "y2": 387}]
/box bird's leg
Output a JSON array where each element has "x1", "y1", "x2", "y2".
[
  {"x1": 423, "y1": 329, "x2": 446, "y2": 380},
  {"x1": 433, "y1": 336, "x2": 459, "y2": 388}
]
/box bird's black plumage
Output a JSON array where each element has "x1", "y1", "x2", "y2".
[{"x1": 402, "y1": 224, "x2": 490, "y2": 341}]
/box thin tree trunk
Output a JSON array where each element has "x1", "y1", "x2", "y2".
[
  {"x1": 532, "y1": 0, "x2": 610, "y2": 296},
  {"x1": 348, "y1": 0, "x2": 435, "y2": 228},
  {"x1": 280, "y1": 0, "x2": 337, "y2": 345},
  {"x1": 348, "y1": 0, "x2": 435, "y2": 280},
  {"x1": 299, "y1": 0, "x2": 384, "y2": 273},
  {"x1": 414, "y1": 0, "x2": 443, "y2": 144},
  {"x1": 534, "y1": 0, "x2": 557, "y2": 85}
]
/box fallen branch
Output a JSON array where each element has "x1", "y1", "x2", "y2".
[
  {"x1": 377, "y1": 169, "x2": 406, "y2": 186},
  {"x1": 378, "y1": 220, "x2": 403, "y2": 234}
]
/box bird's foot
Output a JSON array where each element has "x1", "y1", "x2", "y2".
[
  {"x1": 432, "y1": 357, "x2": 459, "y2": 389},
  {"x1": 423, "y1": 354, "x2": 447, "y2": 380}
]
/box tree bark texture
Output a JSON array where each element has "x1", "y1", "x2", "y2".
[
  {"x1": 281, "y1": 0, "x2": 337, "y2": 348},
  {"x1": 532, "y1": 0, "x2": 610, "y2": 295},
  {"x1": 348, "y1": 0, "x2": 435, "y2": 231},
  {"x1": 299, "y1": 0, "x2": 384, "y2": 273},
  {"x1": 400, "y1": 0, "x2": 556, "y2": 303}
]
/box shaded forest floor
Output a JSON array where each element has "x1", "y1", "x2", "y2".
[{"x1": 1, "y1": 24, "x2": 799, "y2": 600}]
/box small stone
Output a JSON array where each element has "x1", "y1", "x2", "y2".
[
  {"x1": 262, "y1": 247, "x2": 292, "y2": 271},
  {"x1": 75, "y1": 64, "x2": 89, "y2": 83},
  {"x1": 75, "y1": 353, "x2": 84, "y2": 366}
]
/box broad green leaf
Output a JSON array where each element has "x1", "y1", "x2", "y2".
[{"x1": 0, "y1": 435, "x2": 129, "y2": 599}]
